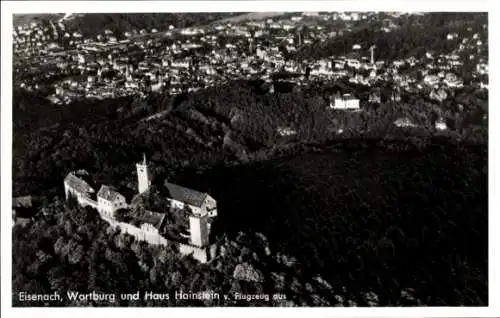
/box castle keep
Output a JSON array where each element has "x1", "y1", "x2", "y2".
[{"x1": 63, "y1": 156, "x2": 219, "y2": 263}]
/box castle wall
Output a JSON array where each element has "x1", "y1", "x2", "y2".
[
  {"x1": 81, "y1": 196, "x2": 98, "y2": 209},
  {"x1": 101, "y1": 216, "x2": 169, "y2": 246},
  {"x1": 100, "y1": 215, "x2": 213, "y2": 263},
  {"x1": 178, "y1": 243, "x2": 210, "y2": 263},
  {"x1": 64, "y1": 194, "x2": 215, "y2": 263}
]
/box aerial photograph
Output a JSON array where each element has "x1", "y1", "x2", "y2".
[{"x1": 9, "y1": 10, "x2": 488, "y2": 308}]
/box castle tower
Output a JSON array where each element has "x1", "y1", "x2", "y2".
[
  {"x1": 189, "y1": 213, "x2": 209, "y2": 247},
  {"x1": 136, "y1": 153, "x2": 151, "y2": 194}
]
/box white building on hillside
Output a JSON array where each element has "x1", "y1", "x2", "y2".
[
  {"x1": 330, "y1": 93, "x2": 360, "y2": 110},
  {"x1": 435, "y1": 118, "x2": 448, "y2": 131},
  {"x1": 394, "y1": 117, "x2": 418, "y2": 128}
]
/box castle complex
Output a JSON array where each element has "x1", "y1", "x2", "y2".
[{"x1": 63, "y1": 156, "x2": 219, "y2": 263}]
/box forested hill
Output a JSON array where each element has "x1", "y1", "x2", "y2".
[
  {"x1": 12, "y1": 75, "x2": 487, "y2": 196},
  {"x1": 292, "y1": 12, "x2": 488, "y2": 62}
]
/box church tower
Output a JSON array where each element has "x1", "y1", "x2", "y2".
[{"x1": 136, "y1": 153, "x2": 151, "y2": 194}]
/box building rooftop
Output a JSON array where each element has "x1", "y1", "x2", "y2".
[
  {"x1": 141, "y1": 210, "x2": 166, "y2": 230},
  {"x1": 164, "y1": 181, "x2": 208, "y2": 208},
  {"x1": 12, "y1": 195, "x2": 33, "y2": 208},
  {"x1": 12, "y1": 195, "x2": 40, "y2": 219},
  {"x1": 64, "y1": 172, "x2": 95, "y2": 194},
  {"x1": 97, "y1": 185, "x2": 123, "y2": 202},
  {"x1": 334, "y1": 93, "x2": 358, "y2": 100}
]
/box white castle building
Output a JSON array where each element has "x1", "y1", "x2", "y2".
[{"x1": 63, "y1": 155, "x2": 219, "y2": 263}]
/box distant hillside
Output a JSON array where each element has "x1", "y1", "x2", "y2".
[
  {"x1": 13, "y1": 14, "x2": 65, "y2": 27},
  {"x1": 212, "y1": 12, "x2": 287, "y2": 24},
  {"x1": 14, "y1": 13, "x2": 239, "y2": 39}
]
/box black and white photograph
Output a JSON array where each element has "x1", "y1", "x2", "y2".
[{"x1": 1, "y1": 0, "x2": 497, "y2": 316}]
